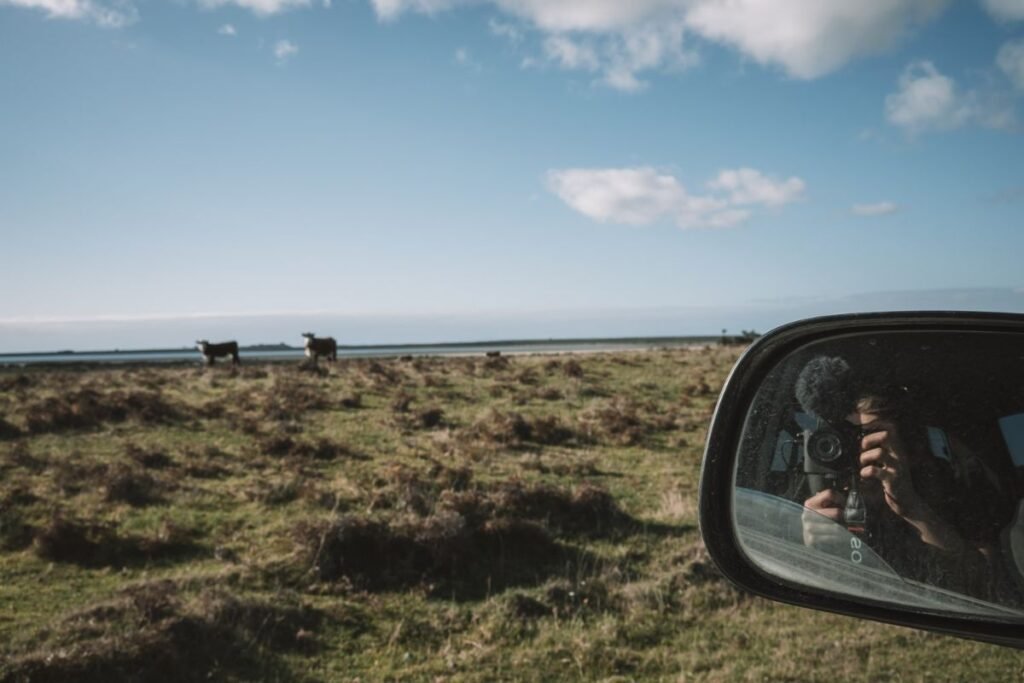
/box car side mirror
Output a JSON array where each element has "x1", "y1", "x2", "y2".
[{"x1": 698, "y1": 312, "x2": 1024, "y2": 648}]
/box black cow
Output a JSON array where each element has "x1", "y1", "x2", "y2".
[
  {"x1": 196, "y1": 340, "x2": 240, "y2": 366},
  {"x1": 302, "y1": 333, "x2": 337, "y2": 362}
]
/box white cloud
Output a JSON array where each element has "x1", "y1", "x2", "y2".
[
  {"x1": 684, "y1": 0, "x2": 948, "y2": 79},
  {"x1": 998, "y1": 39, "x2": 1024, "y2": 90},
  {"x1": 546, "y1": 165, "x2": 804, "y2": 229},
  {"x1": 376, "y1": 1, "x2": 695, "y2": 91},
  {"x1": 707, "y1": 168, "x2": 805, "y2": 207},
  {"x1": 0, "y1": 0, "x2": 135, "y2": 26},
  {"x1": 488, "y1": 17, "x2": 523, "y2": 43},
  {"x1": 537, "y1": 20, "x2": 696, "y2": 92},
  {"x1": 852, "y1": 201, "x2": 900, "y2": 216},
  {"x1": 198, "y1": 0, "x2": 310, "y2": 16},
  {"x1": 218, "y1": 23, "x2": 236, "y2": 35},
  {"x1": 373, "y1": 0, "x2": 677, "y2": 29},
  {"x1": 373, "y1": 0, "x2": 949, "y2": 84},
  {"x1": 371, "y1": 0, "x2": 466, "y2": 20},
  {"x1": 980, "y1": 0, "x2": 1024, "y2": 22},
  {"x1": 884, "y1": 59, "x2": 1018, "y2": 133},
  {"x1": 885, "y1": 60, "x2": 973, "y2": 131},
  {"x1": 543, "y1": 34, "x2": 600, "y2": 71},
  {"x1": 454, "y1": 46, "x2": 481, "y2": 70},
  {"x1": 547, "y1": 167, "x2": 686, "y2": 225},
  {"x1": 274, "y1": 39, "x2": 298, "y2": 62}
]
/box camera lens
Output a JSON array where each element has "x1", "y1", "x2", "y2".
[{"x1": 808, "y1": 431, "x2": 844, "y2": 463}]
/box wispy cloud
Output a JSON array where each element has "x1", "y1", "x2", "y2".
[
  {"x1": 488, "y1": 17, "x2": 522, "y2": 43},
  {"x1": 707, "y1": 168, "x2": 805, "y2": 207},
  {"x1": 0, "y1": 0, "x2": 136, "y2": 26},
  {"x1": 852, "y1": 201, "x2": 900, "y2": 216},
  {"x1": 998, "y1": 39, "x2": 1024, "y2": 91},
  {"x1": 885, "y1": 61, "x2": 974, "y2": 132},
  {"x1": 372, "y1": 0, "x2": 950, "y2": 88},
  {"x1": 980, "y1": 0, "x2": 1024, "y2": 23},
  {"x1": 274, "y1": 39, "x2": 298, "y2": 63},
  {"x1": 885, "y1": 58, "x2": 1018, "y2": 134},
  {"x1": 454, "y1": 46, "x2": 481, "y2": 71},
  {"x1": 546, "y1": 165, "x2": 804, "y2": 229},
  {"x1": 197, "y1": 0, "x2": 311, "y2": 16},
  {"x1": 218, "y1": 23, "x2": 236, "y2": 36}
]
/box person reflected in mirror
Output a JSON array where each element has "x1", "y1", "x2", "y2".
[{"x1": 796, "y1": 356, "x2": 1016, "y2": 601}]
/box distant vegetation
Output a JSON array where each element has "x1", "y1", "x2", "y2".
[
  {"x1": 1, "y1": 348, "x2": 1021, "y2": 681},
  {"x1": 719, "y1": 329, "x2": 762, "y2": 346}
]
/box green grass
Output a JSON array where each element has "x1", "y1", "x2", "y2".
[{"x1": 0, "y1": 349, "x2": 1022, "y2": 681}]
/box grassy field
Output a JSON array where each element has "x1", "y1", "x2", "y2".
[{"x1": 1, "y1": 347, "x2": 1022, "y2": 682}]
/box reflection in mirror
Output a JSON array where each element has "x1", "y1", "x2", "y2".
[{"x1": 732, "y1": 331, "x2": 1024, "y2": 619}]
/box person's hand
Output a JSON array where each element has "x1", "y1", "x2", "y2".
[
  {"x1": 803, "y1": 488, "x2": 847, "y2": 547},
  {"x1": 858, "y1": 426, "x2": 923, "y2": 519}
]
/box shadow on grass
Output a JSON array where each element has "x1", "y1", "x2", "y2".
[
  {"x1": 0, "y1": 416, "x2": 22, "y2": 440},
  {"x1": 32, "y1": 516, "x2": 204, "y2": 569},
  {"x1": 1, "y1": 581, "x2": 322, "y2": 683},
  {"x1": 304, "y1": 513, "x2": 596, "y2": 601},
  {"x1": 299, "y1": 479, "x2": 677, "y2": 601},
  {"x1": 24, "y1": 388, "x2": 185, "y2": 435}
]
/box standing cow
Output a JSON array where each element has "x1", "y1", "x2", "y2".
[
  {"x1": 302, "y1": 333, "x2": 337, "y2": 362},
  {"x1": 196, "y1": 340, "x2": 240, "y2": 366}
]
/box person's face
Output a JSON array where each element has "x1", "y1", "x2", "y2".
[{"x1": 845, "y1": 398, "x2": 887, "y2": 430}]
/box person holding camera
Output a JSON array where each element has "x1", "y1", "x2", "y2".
[{"x1": 796, "y1": 356, "x2": 1014, "y2": 601}]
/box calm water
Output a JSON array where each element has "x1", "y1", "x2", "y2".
[{"x1": 0, "y1": 338, "x2": 714, "y2": 366}]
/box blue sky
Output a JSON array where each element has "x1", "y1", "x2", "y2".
[{"x1": 1, "y1": 0, "x2": 1023, "y2": 350}]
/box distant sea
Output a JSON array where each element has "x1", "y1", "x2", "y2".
[
  {"x1": 0, "y1": 336, "x2": 720, "y2": 366},
  {"x1": 4, "y1": 287, "x2": 1022, "y2": 359}
]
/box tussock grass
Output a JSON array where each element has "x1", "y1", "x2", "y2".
[{"x1": 2, "y1": 346, "x2": 1021, "y2": 681}]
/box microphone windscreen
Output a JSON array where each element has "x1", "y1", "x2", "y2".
[{"x1": 795, "y1": 355, "x2": 856, "y2": 424}]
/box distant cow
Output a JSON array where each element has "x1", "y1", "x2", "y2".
[
  {"x1": 302, "y1": 333, "x2": 337, "y2": 362},
  {"x1": 196, "y1": 340, "x2": 240, "y2": 366}
]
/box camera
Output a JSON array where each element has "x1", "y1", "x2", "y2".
[{"x1": 803, "y1": 417, "x2": 864, "y2": 493}]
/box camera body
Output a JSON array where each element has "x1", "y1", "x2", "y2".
[{"x1": 803, "y1": 416, "x2": 864, "y2": 494}]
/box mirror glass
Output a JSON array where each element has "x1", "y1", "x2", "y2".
[{"x1": 733, "y1": 330, "x2": 1024, "y2": 619}]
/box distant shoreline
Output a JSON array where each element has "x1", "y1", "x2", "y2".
[
  {"x1": 0, "y1": 335, "x2": 722, "y2": 359},
  {"x1": 0, "y1": 335, "x2": 733, "y2": 367}
]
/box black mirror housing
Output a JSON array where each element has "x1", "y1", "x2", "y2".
[{"x1": 699, "y1": 311, "x2": 1024, "y2": 648}]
